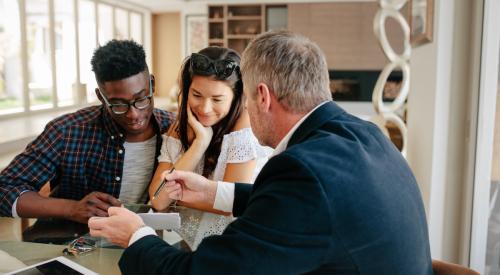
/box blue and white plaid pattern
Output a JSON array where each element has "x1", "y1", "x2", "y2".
[{"x1": 0, "y1": 105, "x2": 175, "y2": 217}]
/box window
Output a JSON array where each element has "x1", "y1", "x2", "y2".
[
  {"x1": 484, "y1": 51, "x2": 500, "y2": 272},
  {"x1": 54, "y1": 0, "x2": 76, "y2": 106},
  {"x1": 0, "y1": 0, "x2": 147, "y2": 117},
  {"x1": 130, "y1": 12, "x2": 142, "y2": 44},
  {"x1": 26, "y1": 0, "x2": 53, "y2": 110},
  {"x1": 78, "y1": 0, "x2": 96, "y2": 102},
  {"x1": 97, "y1": 4, "x2": 112, "y2": 45},
  {"x1": 115, "y1": 8, "x2": 128, "y2": 40},
  {"x1": 0, "y1": 0, "x2": 23, "y2": 115},
  {"x1": 469, "y1": 0, "x2": 500, "y2": 273}
]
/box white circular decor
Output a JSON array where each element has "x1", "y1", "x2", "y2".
[
  {"x1": 380, "y1": 0, "x2": 408, "y2": 10},
  {"x1": 373, "y1": 8, "x2": 411, "y2": 62},
  {"x1": 372, "y1": 61, "x2": 410, "y2": 114},
  {"x1": 372, "y1": 0, "x2": 410, "y2": 157}
]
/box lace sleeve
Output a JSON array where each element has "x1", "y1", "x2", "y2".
[
  {"x1": 222, "y1": 128, "x2": 270, "y2": 164},
  {"x1": 157, "y1": 135, "x2": 183, "y2": 163}
]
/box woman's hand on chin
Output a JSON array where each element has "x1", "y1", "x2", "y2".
[{"x1": 187, "y1": 106, "x2": 213, "y2": 148}]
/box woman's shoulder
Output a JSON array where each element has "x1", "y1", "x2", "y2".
[
  {"x1": 225, "y1": 109, "x2": 254, "y2": 140},
  {"x1": 162, "y1": 122, "x2": 181, "y2": 143},
  {"x1": 231, "y1": 109, "x2": 250, "y2": 132},
  {"x1": 220, "y1": 126, "x2": 271, "y2": 163},
  {"x1": 223, "y1": 127, "x2": 253, "y2": 140}
]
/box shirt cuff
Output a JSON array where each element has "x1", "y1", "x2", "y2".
[
  {"x1": 213, "y1": 181, "x2": 235, "y2": 212},
  {"x1": 12, "y1": 190, "x2": 31, "y2": 218},
  {"x1": 128, "y1": 226, "x2": 157, "y2": 246}
]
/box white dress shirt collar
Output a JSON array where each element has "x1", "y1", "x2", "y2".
[{"x1": 271, "y1": 101, "x2": 328, "y2": 157}]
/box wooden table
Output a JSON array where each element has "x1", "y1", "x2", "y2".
[
  {"x1": 0, "y1": 217, "x2": 186, "y2": 274},
  {"x1": 0, "y1": 240, "x2": 123, "y2": 274}
]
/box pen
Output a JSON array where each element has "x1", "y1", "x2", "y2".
[{"x1": 152, "y1": 167, "x2": 175, "y2": 199}]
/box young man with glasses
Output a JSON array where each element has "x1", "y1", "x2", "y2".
[{"x1": 0, "y1": 40, "x2": 175, "y2": 224}]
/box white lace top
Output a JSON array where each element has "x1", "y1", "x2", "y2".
[{"x1": 158, "y1": 127, "x2": 272, "y2": 250}]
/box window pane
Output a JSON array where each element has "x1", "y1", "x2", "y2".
[
  {"x1": 484, "y1": 43, "x2": 500, "y2": 275},
  {"x1": 0, "y1": 0, "x2": 23, "y2": 115},
  {"x1": 130, "y1": 12, "x2": 142, "y2": 44},
  {"x1": 115, "y1": 8, "x2": 128, "y2": 40},
  {"x1": 98, "y1": 4, "x2": 112, "y2": 45},
  {"x1": 266, "y1": 6, "x2": 288, "y2": 31},
  {"x1": 26, "y1": 0, "x2": 53, "y2": 110},
  {"x1": 54, "y1": 0, "x2": 76, "y2": 106},
  {"x1": 78, "y1": 0, "x2": 97, "y2": 103}
]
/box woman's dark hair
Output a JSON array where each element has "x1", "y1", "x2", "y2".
[
  {"x1": 176, "y1": 47, "x2": 244, "y2": 177},
  {"x1": 91, "y1": 39, "x2": 147, "y2": 83}
]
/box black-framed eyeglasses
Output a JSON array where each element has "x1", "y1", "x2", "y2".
[
  {"x1": 98, "y1": 78, "x2": 153, "y2": 115},
  {"x1": 190, "y1": 53, "x2": 239, "y2": 79}
]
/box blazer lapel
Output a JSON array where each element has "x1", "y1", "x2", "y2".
[{"x1": 287, "y1": 101, "x2": 345, "y2": 148}]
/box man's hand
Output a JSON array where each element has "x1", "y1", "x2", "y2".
[
  {"x1": 162, "y1": 170, "x2": 217, "y2": 210},
  {"x1": 67, "y1": 192, "x2": 121, "y2": 223},
  {"x1": 88, "y1": 207, "x2": 144, "y2": 248}
]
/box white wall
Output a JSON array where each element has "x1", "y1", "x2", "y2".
[{"x1": 406, "y1": 0, "x2": 482, "y2": 263}]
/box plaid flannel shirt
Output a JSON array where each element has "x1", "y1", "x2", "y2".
[{"x1": 0, "y1": 105, "x2": 175, "y2": 217}]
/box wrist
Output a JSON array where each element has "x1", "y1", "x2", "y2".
[
  {"x1": 192, "y1": 138, "x2": 210, "y2": 150},
  {"x1": 151, "y1": 196, "x2": 173, "y2": 211},
  {"x1": 133, "y1": 223, "x2": 147, "y2": 234},
  {"x1": 128, "y1": 224, "x2": 157, "y2": 247},
  {"x1": 62, "y1": 199, "x2": 78, "y2": 220},
  {"x1": 204, "y1": 180, "x2": 218, "y2": 207}
]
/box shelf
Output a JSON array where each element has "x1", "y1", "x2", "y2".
[
  {"x1": 227, "y1": 35, "x2": 256, "y2": 39},
  {"x1": 227, "y1": 16, "x2": 262, "y2": 21},
  {"x1": 209, "y1": 6, "x2": 224, "y2": 20},
  {"x1": 209, "y1": 39, "x2": 224, "y2": 43},
  {"x1": 228, "y1": 5, "x2": 261, "y2": 17},
  {"x1": 208, "y1": 4, "x2": 283, "y2": 54},
  {"x1": 209, "y1": 22, "x2": 224, "y2": 40}
]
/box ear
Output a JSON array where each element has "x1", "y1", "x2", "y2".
[
  {"x1": 150, "y1": 74, "x2": 156, "y2": 94},
  {"x1": 256, "y1": 83, "x2": 272, "y2": 113}
]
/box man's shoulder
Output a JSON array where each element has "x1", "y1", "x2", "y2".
[
  {"x1": 307, "y1": 111, "x2": 387, "y2": 148},
  {"x1": 283, "y1": 111, "x2": 401, "y2": 172},
  {"x1": 152, "y1": 108, "x2": 176, "y2": 133},
  {"x1": 46, "y1": 105, "x2": 102, "y2": 131}
]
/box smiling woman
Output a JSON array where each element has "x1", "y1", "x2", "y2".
[{"x1": 148, "y1": 46, "x2": 272, "y2": 250}]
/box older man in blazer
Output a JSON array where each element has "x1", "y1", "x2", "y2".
[{"x1": 89, "y1": 30, "x2": 433, "y2": 274}]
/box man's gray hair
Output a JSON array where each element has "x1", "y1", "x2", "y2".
[{"x1": 241, "y1": 30, "x2": 332, "y2": 113}]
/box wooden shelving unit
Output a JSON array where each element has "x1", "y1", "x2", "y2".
[
  {"x1": 208, "y1": 6, "x2": 225, "y2": 47},
  {"x1": 208, "y1": 4, "x2": 266, "y2": 53}
]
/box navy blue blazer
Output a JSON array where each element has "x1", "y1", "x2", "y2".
[{"x1": 119, "y1": 101, "x2": 432, "y2": 274}]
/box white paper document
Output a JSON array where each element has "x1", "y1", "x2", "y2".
[{"x1": 138, "y1": 212, "x2": 181, "y2": 230}]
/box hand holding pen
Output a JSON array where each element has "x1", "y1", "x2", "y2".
[{"x1": 152, "y1": 166, "x2": 176, "y2": 200}]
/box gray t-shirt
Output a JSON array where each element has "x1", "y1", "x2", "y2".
[{"x1": 119, "y1": 136, "x2": 157, "y2": 204}]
